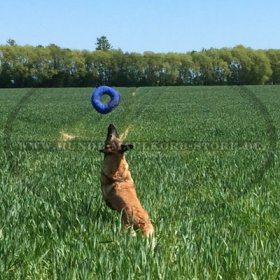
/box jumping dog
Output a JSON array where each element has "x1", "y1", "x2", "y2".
[{"x1": 100, "y1": 124, "x2": 154, "y2": 236}]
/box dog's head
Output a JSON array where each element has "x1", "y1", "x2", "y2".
[{"x1": 100, "y1": 124, "x2": 133, "y2": 155}]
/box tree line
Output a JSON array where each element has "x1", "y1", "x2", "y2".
[{"x1": 0, "y1": 43, "x2": 279, "y2": 87}]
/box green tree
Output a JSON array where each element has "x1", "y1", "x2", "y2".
[
  {"x1": 81, "y1": 50, "x2": 99, "y2": 86},
  {"x1": 95, "y1": 36, "x2": 112, "y2": 51},
  {"x1": 176, "y1": 53, "x2": 194, "y2": 85},
  {"x1": 6, "y1": 38, "x2": 17, "y2": 46},
  {"x1": 142, "y1": 52, "x2": 162, "y2": 86},
  {"x1": 0, "y1": 45, "x2": 29, "y2": 87},
  {"x1": 191, "y1": 51, "x2": 214, "y2": 85},
  {"x1": 230, "y1": 46, "x2": 272, "y2": 85},
  {"x1": 116, "y1": 52, "x2": 145, "y2": 86},
  {"x1": 266, "y1": 50, "x2": 280, "y2": 84},
  {"x1": 0, "y1": 42, "x2": 277, "y2": 87},
  {"x1": 158, "y1": 53, "x2": 180, "y2": 85},
  {"x1": 230, "y1": 45, "x2": 252, "y2": 85},
  {"x1": 206, "y1": 48, "x2": 230, "y2": 85},
  {"x1": 249, "y1": 50, "x2": 272, "y2": 84}
]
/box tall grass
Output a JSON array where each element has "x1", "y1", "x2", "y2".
[{"x1": 0, "y1": 86, "x2": 279, "y2": 279}]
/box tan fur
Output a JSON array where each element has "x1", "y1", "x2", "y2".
[{"x1": 100, "y1": 124, "x2": 154, "y2": 237}]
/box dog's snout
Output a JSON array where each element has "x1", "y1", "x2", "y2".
[
  {"x1": 108, "y1": 124, "x2": 115, "y2": 130},
  {"x1": 107, "y1": 124, "x2": 119, "y2": 139}
]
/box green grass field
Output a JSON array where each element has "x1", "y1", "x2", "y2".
[{"x1": 0, "y1": 86, "x2": 280, "y2": 279}]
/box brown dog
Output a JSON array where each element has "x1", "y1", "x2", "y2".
[{"x1": 100, "y1": 124, "x2": 154, "y2": 236}]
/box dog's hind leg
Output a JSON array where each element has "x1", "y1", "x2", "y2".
[{"x1": 141, "y1": 223, "x2": 154, "y2": 237}]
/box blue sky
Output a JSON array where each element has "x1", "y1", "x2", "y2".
[{"x1": 1, "y1": 0, "x2": 279, "y2": 53}]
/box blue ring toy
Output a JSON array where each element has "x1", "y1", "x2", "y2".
[{"x1": 91, "y1": 86, "x2": 120, "y2": 114}]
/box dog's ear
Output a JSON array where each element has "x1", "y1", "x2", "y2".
[{"x1": 120, "y1": 144, "x2": 134, "y2": 153}]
